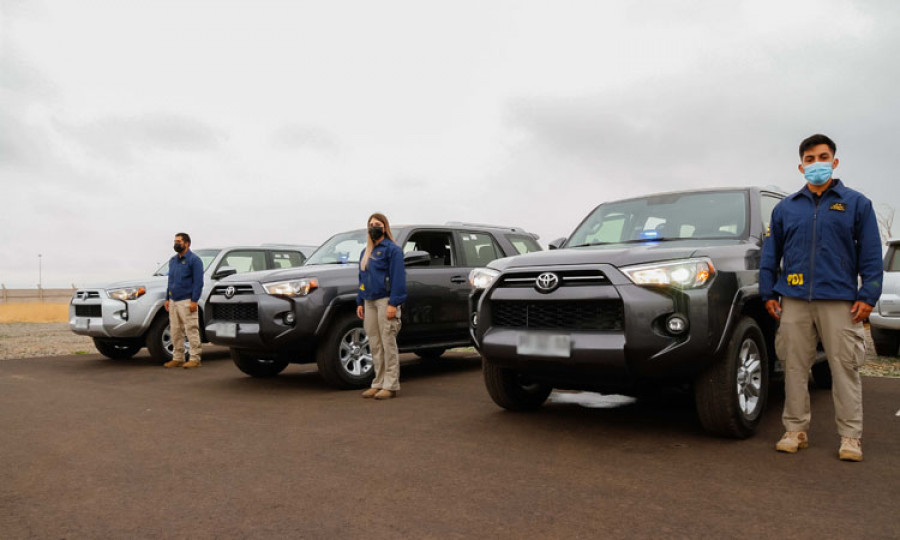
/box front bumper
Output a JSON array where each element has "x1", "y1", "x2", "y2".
[
  {"x1": 204, "y1": 284, "x2": 322, "y2": 355},
  {"x1": 68, "y1": 290, "x2": 161, "y2": 339},
  {"x1": 869, "y1": 312, "x2": 900, "y2": 330},
  {"x1": 475, "y1": 264, "x2": 733, "y2": 386}
]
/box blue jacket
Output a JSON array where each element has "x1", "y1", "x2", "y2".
[
  {"x1": 760, "y1": 179, "x2": 883, "y2": 306},
  {"x1": 357, "y1": 239, "x2": 407, "y2": 307},
  {"x1": 167, "y1": 250, "x2": 204, "y2": 302}
]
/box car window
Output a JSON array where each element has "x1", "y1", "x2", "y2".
[
  {"x1": 404, "y1": 231, "x2": 456, "y2": 267},
  {"x1": 888, "y1": 247, "x2": 900, "y2": 272},
  {"x1": 459, "y1": 232, "x2": 503, "y2": 266},
  {"x1": 219, "y1": 250, "x2": 268, "y2": 273},
  {"x1": 761, "y1": 195, "x2": 781, "y2": 235},
  {"x1": 506, "y1": 234, "x2": 542, "y2": 254},
  {"x1": 271, "y1": 250, "x2": 306, "y2": 269}
]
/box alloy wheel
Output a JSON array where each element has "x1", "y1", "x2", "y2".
[
  {"x1": 735, "y1": 338, "x2": 762, "y2": 417},
  {"x1": 338, "y1": 327, "x2": 372, "y2": 377}
]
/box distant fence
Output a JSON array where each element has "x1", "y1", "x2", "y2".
[{"x1": 0, "y1": 286, "x2": 77, "y2": 304}]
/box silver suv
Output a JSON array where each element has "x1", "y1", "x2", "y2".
[
  {"x1": 870, "y1": 238, "x2": 900, "y2": 356},
  {"x1": 69, "y1": 245, "x2": 316, "y2": 362}
]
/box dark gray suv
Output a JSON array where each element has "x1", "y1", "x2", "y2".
[
  {"x1": 205, "y1": 223, "x2": 541, "y2": 389},
  {"x1": 470, "y1": 187, "x2": 831, "y2": 438}
]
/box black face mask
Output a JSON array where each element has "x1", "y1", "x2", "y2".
[
  {"x1": 368, "y1": 226, "x2": 384, "y2": 241},
  {"x1": 174, "y1": 243, "x2": 184, "y2": 253}
]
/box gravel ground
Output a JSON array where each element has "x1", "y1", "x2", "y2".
[
  {"x1": 0, "y1": 322, "x2": 897, "y2": 376},
  {"x1": 0, "y1": 323, "x2": 94, "y2": 360}
]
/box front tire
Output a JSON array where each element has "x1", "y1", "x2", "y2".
[
  {"x1": 93, "y1": 338, "x2": 142, "y2": 360},
  {"x1": 870, "y1": 326, "x2": 900, "y2": 357},
  {"x1": 316, "y1": 313, "x2": 374, "y2": 389},
  {"x1": 483, "y1": 360, "x2": 551, "y2": 411},
  {"x1": 694, "y1": 316, "x2": 769, "y2": 438},
  {"x1": 230, "y1": 348, "x2": 289, "y2": 378}
]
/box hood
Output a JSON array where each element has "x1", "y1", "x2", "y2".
[
  {"x1": 220, "y1": 263, "x2": 357, "y2": 283},
  {"x1": 492, "y1": 239, "x2": 745, "y2": 271},
  {"x1": 86, "y1": 275, "x2": 168, "y2": 290}
]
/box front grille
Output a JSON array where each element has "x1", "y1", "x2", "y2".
[
  {"x1": 498, "y1": 270, "x2": 609, "y2": 288},
  {"x1": 212, "y1": 284, "x2": 255, "y2": 296},
  {"x1": 75, "y1": 305, "x2": 102, "y2": 317},
  {"x1": 212, "y1": 303, "x2": 259, "y2": 322},
  {"x1": 491, "y1": 300, "x2": 624, "y2": 331}
]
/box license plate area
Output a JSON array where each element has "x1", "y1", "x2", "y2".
[
  {"x1": 517, "y1": 333, "x2": 571, "y2": 358},
  {"x1": 75, "y1": 318, "x2": 89, "y2": 331},
  {"x1": 216, "y1": 323, "x2": 237, "y2": 338}
]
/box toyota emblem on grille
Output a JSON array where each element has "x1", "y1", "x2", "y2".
[
  {"x1": 534, "y1": 272, "x2": 560, "y2": 293},
  {"x1": 224, "y1": 286, "x2": 236, "y2": 299}
]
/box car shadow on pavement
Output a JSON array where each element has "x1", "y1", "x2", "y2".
[{"x1": 215, "y1": 352, "x2": 483, "y2": 394}]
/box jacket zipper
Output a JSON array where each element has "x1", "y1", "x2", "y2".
[{"x1": 809, "y1": 199, "x2": 818, "y2": 301}]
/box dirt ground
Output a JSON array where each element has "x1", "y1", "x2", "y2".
[{"x1": 0, "y1": 302, "x2": 69, "y2": 323}]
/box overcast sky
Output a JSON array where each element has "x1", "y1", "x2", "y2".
[{"x1": 1, "y1": 0, "x2": 897, "y2": 288}]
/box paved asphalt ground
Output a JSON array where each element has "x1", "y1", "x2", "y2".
[{"x1": 1, "y1": 348, "x2": 897, "y2": 539}]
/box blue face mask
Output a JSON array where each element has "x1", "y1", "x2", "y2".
[{"x1": 803, "y1": 161, "x2": 833, "y2": 186}]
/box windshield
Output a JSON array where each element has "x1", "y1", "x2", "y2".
[
  {"x1": 153, "y1": 249, "x2": 220, "y2": 276},
  {"x1": 567, "y1": 191, "x2": 749, "y2": 247},
  {"x1": 305, "y1": 230, "x2": 368, "y2": 265}
]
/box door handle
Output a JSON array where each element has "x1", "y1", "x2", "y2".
[{"x1": 450, "y1": 276, "x2": 468, "y2": 284}]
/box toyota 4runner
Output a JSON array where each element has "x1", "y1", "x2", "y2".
[
  {"x1": 204, "y1": 223, "x2": 541, "y2": 388},
  {"x1": 69, "y1": 245, "x2": 315, "y2": 362},
  {"x1": 470, "y1": 187, "x2": 832, "y2": 438}
]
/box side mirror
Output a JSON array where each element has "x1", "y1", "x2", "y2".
[
  {"x1": 404, "y1": 250, "x2": 431, "y2": 267},
  {"x1": 548, "y1": 237, "x2": 567, "y2": 250},
  {"x1": 212, "y1": 266, "x2": 238, "y2": 280}
]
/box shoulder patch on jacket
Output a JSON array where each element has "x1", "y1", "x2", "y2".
[{"x1": 829, "y1": 203, "x2": 846, "y2": 212}]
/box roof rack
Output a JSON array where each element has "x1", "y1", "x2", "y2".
[
  {"x1": 444, "y1": 221, "x2": 539, "y2": 240},
  {"x1": 444, "y1": 221, "x2": 522, "y2": 232}
]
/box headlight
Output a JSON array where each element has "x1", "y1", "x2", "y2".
[
  {"x1": 621, "y1": 258, "x2": 715, "y2": 289},
  {"x1": 263, "y1": 278, "x2": 319, "y2": 297},
  {"x1": 107, "y1": 286, "x2": 146, "y2": 301},
  {"x1": 469, "y1": 268, "x2": 501, "y2": 289}
]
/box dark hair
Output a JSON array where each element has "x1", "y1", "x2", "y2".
[
  {"x1": 799, "y1": 134, "x2": 836, "y2": 158},
  {"x1": 176, "y1": 232, "x2": 191, "y2": 245}
]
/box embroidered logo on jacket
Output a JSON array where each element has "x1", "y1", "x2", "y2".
[
  {"x1": 829, "y1": 203, "x2": 846, "y2": 212},
  {"x1": 786, "y1": 273, "x2": 804, "y2": 286}
]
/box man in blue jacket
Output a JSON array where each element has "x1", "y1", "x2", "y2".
[
  {"x1": 164, "y1": 232, "x2": 204, "y2": 369},
  {"x1": 760, "y1": 134, "x2": 882, "y2": 461}
]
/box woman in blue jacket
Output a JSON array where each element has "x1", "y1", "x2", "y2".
[{"x1": 357, "y1": 212, "x2": 407, "y2": 399}]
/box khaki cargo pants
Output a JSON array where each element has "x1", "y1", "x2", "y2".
[
  {"x1": 169, "y1": 299, "x2": 202, "y2": 364},
  {"x1": 364, "y1": 297, "x2": 402, "y2": 391},
  {"x1": 775, "y1": 297, "x2": 864, "y2": 438}
]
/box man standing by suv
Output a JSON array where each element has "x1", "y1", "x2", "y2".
[
  {"x1": 164, "y1": 233, "x2": 204, "y2": 369},
  {"x1": 761, "y1": 134, "x2": 882, "y2": 461}
]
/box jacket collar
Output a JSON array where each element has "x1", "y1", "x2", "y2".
[{"x1": 791, "y1": 178, "x2": 846, "y2": 201}]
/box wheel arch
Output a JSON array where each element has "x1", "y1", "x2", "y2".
[{"x1": 314, "y1": 294, "x2": 359, "y2": 337}]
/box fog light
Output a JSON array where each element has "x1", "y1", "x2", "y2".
[
  {"x1": 119, "y1": 310, "x2": 128, "y2": 321},
  {"x1": 283, "y1": 311, "x2": 296, "y2": 325},
  {"x1": 666, "y1": 314, "x2": 688, "y2": 335}
]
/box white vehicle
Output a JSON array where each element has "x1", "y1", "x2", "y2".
[
  {"x1": 870, "y1": 238, "x2": 900, "y2": 356},
  {"x1": 69, "y1": 245, "x2": 316, "y2": 362}
]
